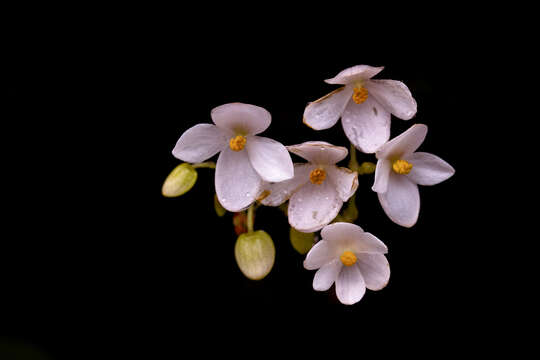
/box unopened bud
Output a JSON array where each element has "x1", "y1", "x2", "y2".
[
  {"x1": 359, "y1": 161, "x2": 376, "y2": 175},
  {"x1": 161, "y1": 163, "x2": 197, "y2": 197},
  {"x1": 234, "y1": 230, "x2": 275, "y2": 280}
]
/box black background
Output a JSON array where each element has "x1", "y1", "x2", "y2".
[{"x1": 3, "y1": 6, "x2": 502, "y2": 359}]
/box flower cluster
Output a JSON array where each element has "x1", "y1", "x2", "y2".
[{"x1": 163, "y1": 64, "x2": 454, "y2": 305}]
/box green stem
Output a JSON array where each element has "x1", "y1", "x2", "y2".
[
  {"x1": 247, "y1": 204, "x2": 255, "y2": 233},
  {"x1": 348, "y1": 142, "x2": 360, "y2": 172},
  {"x1": 192, "y1": 161, "x2": 216, "y2": 169}
]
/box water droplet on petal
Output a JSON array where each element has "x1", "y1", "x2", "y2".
[{"x1": 246, "y1": 192, "x2": 250, "y2": 197}]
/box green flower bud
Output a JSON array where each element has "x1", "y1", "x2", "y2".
[
  {"x1": 359, "y1": 161, "x2": 376, "y2": 175},
  {"x1": 234, "y1": 230, "x2": 275, "y2": 280},
  {"x1": 214, "y1": 194, "x2": 226, "y2": 217},
  {"x1": 289, "y1": 227, "x2": 315, "y2": 255},
  {"x1": 161, "y1": 163, "x2": 197, "y2": 197}
]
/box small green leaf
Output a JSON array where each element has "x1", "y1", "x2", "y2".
[
  {"x1": 234, "y1": 230, "x2": 275, "y2": 280},
  {"x1": 162, "y1": 163, "x2": 197, "y2": 197},
  {"x1": 290, "y1": 227, "x2": 315, "y2": 255}
]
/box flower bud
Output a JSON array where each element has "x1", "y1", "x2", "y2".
[
  {"x1": 234, "y1": 230, "x2": 275, "y2": 280},
  {"x1": 161, "y1": 163, "x2": 197, "y2": 197},
  {"x1": 289, "y1": 227, "x2": 315, "y2": 255},
  {"x1": 214, "y1": 194, "x2": 226, "y2": 217},
  {"x1": 359, "y1": 161, "x2": 376, "y2": 175}
]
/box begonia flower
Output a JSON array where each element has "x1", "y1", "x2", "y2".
[
  {"x1": 260, "y1": 141, "x2": 357, "y2": 233},
  {"x1": 304, "y1": 222, "x2": 390, "y2": 305},
  {"x1": 372, "y1": 124, "x2": 455, "y2": 227},
  {"x1": 303, "y1": 65, "x2": 417, "y2": 153},
  {"x1": 172, "y1": 103, "x2": 294, "y2": 212}
]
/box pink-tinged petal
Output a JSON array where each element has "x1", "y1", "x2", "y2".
[
  {"x1": 211, "y1": 103, "x2": 271, "y2": 135},
  {"x1": 321, "y1": 222, "x2": 387, "y2": 254},
  {"x1": 366, "y1": 80, "x2": 417, "y2": 120},
  {"x1": 341, "y1": 96, "x2": 391, "y2": 153},
  {"x1": 372, "y1": 159, "x2": 391, "y2": 193},
  {"x1": 326, "y1": 166, "x2": 358, "y2": 202},
  {"x1": 313, "y1": 259, "x2": 342, "y2": 291},
  {"x1": 215, "y1": 148, "x2": 261, "y2": 212},
  {"x1": 404, "y1": 152, "x2": 455, "y2": 186},
  {"x1": 246, "y1": 136, "x2": 294, "y2": 182},
  {"x1": 378, "y1": 172, "x2": 420, "y2": 228},
  {"x1": 303, "y1": 86, "x2": 354, "y2": 130},
  {"x1": 303, "y1": 240, "x2": 336, "y2": 270},
  {"x1": 259, "y1": 163, "x2": 313, "y2": 206},
  {"x1": 356, "y1": 253, "x2": 390, "y2": 291},
  {"x1": 351, "y1": 232, "x2": 388, "y2": 254},
  {"x1": 376, "y1": 124, "x2": 427, "y2": 160},
  {"x1": 172, "y1": 124, "x2": 229, "y2": 163},
  {"x1": 287, "y1": 141, "x2": 348, "y2": 165},
  {"x1": 335, "y1": 264, "x2": 366, "y2": 305},
  {"x1": 288, "y1": 181, "x2": 343, "y2": 233},
  {"x1": 325, "y1": 65, "x2": 385, "y2": 85}
]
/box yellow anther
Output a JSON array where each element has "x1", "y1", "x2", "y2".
[
  {"x1": 229, "y1": 135, "x2": 247, "y2": 151},
  {"x1": 392, "y1": 159, "x2": 413, "y2": 175},
  {"x1": 309, "y1": 168, "x2": 326, "y2": 185},
  {"x1": 340, "y1": 251, "x2": 357, "y2": 266},
  {"x1": 352, "y1": 87, "x2": 369, "y2": 104}
]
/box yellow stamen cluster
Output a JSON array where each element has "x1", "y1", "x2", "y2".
[
  {"x1": 229, "y1": 135, "x2": 247, "y2": 151},
  {"x1": 352, "y1": 87, "x2": 369, "y2": 104},
  {"x1": 309, "y1": 168, "x2": 326, "y2": 185},
  {"x1": 392, "y1": 159, "x2": 413, "y2": 175},
  {"x1": 340, "y1": 251, "x2": 357, "y2": 266}
]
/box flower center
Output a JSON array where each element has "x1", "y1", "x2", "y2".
[
  {"x1": 352, "y1": 86, "x2": 369, "y2": 104},
  {"x1": 309, "y1": 168, "x2": 326, "y2": 185},
  {"x1": 229, "y1": 135, "x2": 247, "y2": 151},
  {"x1": 340, "y1": 251, "x2": 357, "y2": 266},
  {"x1": 392, "y1": 159, "x2": 413, "y2": 175}
]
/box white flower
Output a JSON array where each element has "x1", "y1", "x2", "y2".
[
  {"x1": 303, "y1": 65, "x2": 417, "y2": 153},
  {"x1": 259, "y1": 141, "x2": 358, "y2": 233},
  {"x1": 304, "y1": 222, "x2": 389, "y2": 305},
  {"x1": 372, "y1": 124, "x2": 455, "y2": 227},
  {"x1": 172, "y1": 103, "x2": 294, "y2": 212}
]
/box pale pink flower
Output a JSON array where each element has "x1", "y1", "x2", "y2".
[
  {"x1": 303, "y1": 65, "x2": 417, "y2": 153},
  {"x1": 304, "y1": 222, "x2": 390, "y2": 305},
  {"x1": 172, "y1": 103, "x2": 294, "y2": 212},
  {"x1": 260, "y1": 141, "x2": 357, "y2": 233},
  {"x1": 372, "y1": 124, "x2": 455, "y2": 227}
]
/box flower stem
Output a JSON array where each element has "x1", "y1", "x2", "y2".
[
  {"x1": 247, "y1": 204, "x2": 255, "y2": 233},
  {"x1": 348, "y1": 142, "x2": 360, "y2": 172},
  {"x1": 192, "y1": 161, "x2": 216, "y2": 169}
]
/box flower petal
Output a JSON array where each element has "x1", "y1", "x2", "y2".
[
  {"x1": 366, "y1": 80, "x2": 417, "y2": 120},
  {"x1": 246, "y1": 136, "x2": 294, "y2": 182},
  {"x1": 259, "y1": 163, "x2": 313, "y2": 206},
  {"x1": 325, "y1": 65, "x2": 384, "y2": 85},
  {"x1": 357, "y1": 253, "x2": 390, "y2": 291},
  {"x1": 313, "y1": 259, "x2": 342, "y2": 291},
  {"x1": 378, "y1": 172, "x2": 420, "y2": 227},
  {"x1": 287, "y1": 141, "x2": 348, "y2": 165},
  {"x1": 341, "y1": 96, "x2": 391, "y2": 153},
  {"x1": 303, "y1": 86, "x2": 354, "y2": 130},
  {"x1": 303, "y1": 240, "x2": 336, "y2": 270},
  {"x1": 404, "y1": 152, "x2": 455, "y2": 186},
  {"x1": 288, "y1": 181, "x2": 343, "y2": 233},
  {"x1": 215, "y1": 148, "x2": 261, "y2": 212},
  {"x1": 172, "y1": 124, "x2": 229, "y2": 163},
  {"x1": 321, "y1": 222, "x2": 388, "y2": 254},
  {"x1": 335, "y1": 264, "x2": 366, "y2": 305},
  {"x1": 376, "y1": 124, "x2": 427, "y2": 160},
  {"x1": 211, "y1": 103, "x2": 271, "y2": 135},
  {"x1": 372, "y1": 159, "x2": 391, "y2": 193},
  {"x1": 326, "y1": 166, "x2": 358, "y2": 202}
]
